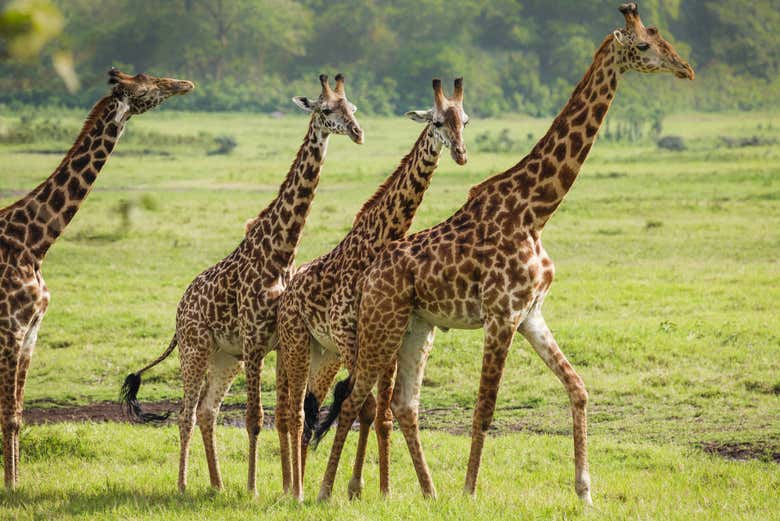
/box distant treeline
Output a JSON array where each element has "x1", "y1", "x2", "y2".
[{"x1": 1, "y1": 0, "x2": 778, "y2": 118}]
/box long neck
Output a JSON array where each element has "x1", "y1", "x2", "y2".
[
  {"x1": 0, "y1": 96, "x2": 128, "y2": 260},
  {"x1": 244, "y1": 116, "x2": 329, "y2": 272},
  {"x1": 470, "y1": 35, "x2": 621, "y2": 231},
  {"x1": 351, "y1": 125, "x2": 442, "y2": 246}
]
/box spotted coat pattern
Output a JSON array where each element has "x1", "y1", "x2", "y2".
[
  {"x1": 277, "y1": 79, "x2": 468, "y2": 500},
  {"x1": 316, "y1": 3, "x2": 694, "y2": 504},
  {"x1": 126, "y1": 75, "x2": 363, "y2": 494},
  {"x1": 0, "y1": 69, "x2": 192, "y2": 490}
]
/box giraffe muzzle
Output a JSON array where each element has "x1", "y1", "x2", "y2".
[
  {"x1": 452, "y1": 146, "x2": 468, "y2": 165},
  {"x1": 349, "y1": 126, "x2": 364, "y2": 145}
]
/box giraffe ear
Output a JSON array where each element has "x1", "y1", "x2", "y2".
[
  {"x1": 292, "y1": 96, "x2": 315, "y2": 112},
  {"x1": 114, "y1": 98, "x2": 130, "y2": 123},
  {"x1": 613, "y1": 29, "x2": 628, "y2": 47},
  {"x1": 405, "y1": 110, "x2": 432, "y2": 123}
]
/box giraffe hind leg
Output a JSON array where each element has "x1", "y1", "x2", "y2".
[
  {"x1": 390, "y1": 316, "x2": 436, "y2": 497},
  {"x1": 177, "y1": 335, "x2": 209, "y2": 493},
  {"x1": 519, "y1": 310, "x2": 592, "y2": 505},
  {"x1": 196, "y1": 350, "x2": 241, "y2": 491}
]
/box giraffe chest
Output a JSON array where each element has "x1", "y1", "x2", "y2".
[{"x1": 1, "y1": 261, "x2": 49, "y2": 346}]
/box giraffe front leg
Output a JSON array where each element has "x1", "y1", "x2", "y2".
[
  {"x1": 244, "y1": 351, "x2": 265, "y2": 496},
  {"x1": 463, "y1": 316, "x2": 515, "y2": 497},
  {"x1": 347, "y1": 391, "x2": 376, "y2": 500},
  {"x1": 519, "y1": 310, "x2": 592, "y2": 505},
  {"x1": 277, "y1": 311, "x2": 311, "y2": 501},
  {"x1": 275, "y1": 356, "x2": 292, "y2": 495},
  {"x1": 14, "y1": 351, "x2": 32, "y2": 484},
  {"x1": 1, "y1": 339, "x2": 21, "y2": 490},
  {"x1": 374, "y1": 362, "x2": 396, "y2": 497}
]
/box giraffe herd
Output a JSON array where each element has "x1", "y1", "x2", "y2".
[{"x1": 0, "y1": 3, "x2": 694, "y2": 506}]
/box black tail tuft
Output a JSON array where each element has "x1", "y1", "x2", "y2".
[
  {"x1": 302, "y1": 391, "x2": 320, "y2": 444},
  {"x1": 310, "y1": 376, "x2": 353, "y2": 450},
  {"x1": 119, "y1": 372, "x2": 171, "y2": 423}
]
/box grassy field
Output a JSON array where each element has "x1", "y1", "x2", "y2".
[{"x1": 0, "y1": 104, "x2": 778, "y2": 519}]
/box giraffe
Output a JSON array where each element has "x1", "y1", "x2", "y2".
[
  {"x1": 119, "y1": 74, "x2": 363, "y2": 494},
  {"x1": 0, "y1": 68, "x2": 193, "y2": 490},
  {"x1": 314, "y1": 3, "x2": 694, "y2": 503},
  {"x1": 275, "y1": 78, "x2": 469, "y2": 501}
]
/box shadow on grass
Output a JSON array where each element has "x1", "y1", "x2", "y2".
[{"x1": 0, "y1": 485, "x2": 308, "y2": 517}]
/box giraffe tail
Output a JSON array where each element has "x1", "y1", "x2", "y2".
[
  {"x1": 119, "y1": 334, "x2": 178, "y2": 423},
  {"x1": 310, "y1": 375, "x2": 353, "y2": 449},
  {"x1": 302, "y1": 391, "x2": 320, "y2": 445}
]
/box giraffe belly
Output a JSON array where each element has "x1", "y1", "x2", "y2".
[
  {"x1": 214, "y1": 333, "x2": 242, "y2": 356},
  {"x1": 310, "y1": 330, "x2": 339, "y2": 354},
  {"x1": 412, "y1": 309, "x2": 482, "y2": 331}
]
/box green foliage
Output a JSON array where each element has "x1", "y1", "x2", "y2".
[{"x1": 0, "y1": 0, "x2": 778, "y2": 115}]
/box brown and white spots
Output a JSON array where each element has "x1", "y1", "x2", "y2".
[
  {"x1": 277, "y1": 77, "x2": 470, "y2": 502},
  {"x1": 120, "y1": 74, "x2": 363, "y2": 496},
  {"x1": 316, "y1": 2, "x2": 694, "y2": 508},
  {"x1": 0, "y1": 68, "x2": 192, "y2": 490}
]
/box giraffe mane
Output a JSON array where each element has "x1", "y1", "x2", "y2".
[
  {"x1": 246, "y1": 128, "x2": 309, "y2": 233},
  {"x1": 466, "y1": 34, "x2": 615, "y2": 201},
  {"x1": 352, "y1": 128, "x2": 427, "y2": 226},
  {"x1": 1, "y1": 95, "x2": 115, "y2": 215}
]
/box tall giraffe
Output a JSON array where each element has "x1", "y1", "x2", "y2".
[
  {"x1": 120, "y1": 74, "x2": 363, "y2": 494},
  {"x1": 315, "y1": 3, "x2": 694, "y2": 503},
  {"x1": 276, "y1": 78, "x2": 469, "y2": 501},
  {"x1": 0, "y1": 69, "x2": 193, "y2": 489}
]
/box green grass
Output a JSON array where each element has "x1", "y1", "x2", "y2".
[
  {"x1": 0, "y1": 108, "x2": 778, "y2": 518},
  {"x1": 1, "y1": 424, "x2": 778, "y2": 520}
]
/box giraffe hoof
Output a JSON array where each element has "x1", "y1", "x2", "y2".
[
  {"x1": 347, "y1": 477, "x2": 365, "y2": 500},
  {"x1": 317, "y1": 487, "x2": 332, "y2": 502},
  {"x1": 579, "y1": 490, "x2": 593, "y2": 506}
]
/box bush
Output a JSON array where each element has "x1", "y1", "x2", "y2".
[{"x1": 657, "y1": 135, "x2": 686, "y2": 151}]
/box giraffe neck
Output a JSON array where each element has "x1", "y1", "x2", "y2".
[
  {"x1": 244, "y1": 116, "x2": 329, "y2": 273},
  {"x1": 470, "y1": 35, "x2": 622, "y2": 232},
  {"x1": 351, "y1": 125, "x2": 441, "y2": 245},
  {"x1": 0, "y1": 95, "x2": 128, "y2": 260}
]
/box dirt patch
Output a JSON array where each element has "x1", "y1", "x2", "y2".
[
  {"x1": 22, "y1": 401, "x2": 780, "y2": 465},
  {"x1": 698, "y1": 441, "x2": 780, "y2": 463},
  {"x1": 24, "y1": 400, "x2": 272, "y2": 429}
]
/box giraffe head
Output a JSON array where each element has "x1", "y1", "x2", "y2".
[
  {"x1": 405, "y1": 78, "x2": 469, "y2": 165},
  {"x1": 612, "y1": 3, "x2": 694, "y2": 80},
  {"x1": 292, "y1": 74, "x2": 364, "y2": 144},
  {"x1": 107, "y1": 68, "x2": 194, "y2": 117}
]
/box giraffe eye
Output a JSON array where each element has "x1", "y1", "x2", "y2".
[
  {"x1": 322, "y1": 108, "x2": 332, "y2": 115},
  {"x1": 637, "y1": 42, "x2": 650, "y2": 51},
  {"x1": 433, "y1": 121, "x2": 443, "y2": 128}
]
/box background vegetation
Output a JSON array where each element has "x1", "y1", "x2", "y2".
[{"x1": 1, "y1": 0, "x2": 779, "y2": 119}]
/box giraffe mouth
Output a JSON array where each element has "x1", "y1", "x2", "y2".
[
  {"x1": 674, "y1": 64, "x2": 695, "y2": 80},
  {"x1": 348, "y1": 126, "x2": 364, "y2": 144}
]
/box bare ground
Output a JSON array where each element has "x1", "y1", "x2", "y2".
[{"x1": 23, "y1": 401, "x2": 780, "y2": 464}]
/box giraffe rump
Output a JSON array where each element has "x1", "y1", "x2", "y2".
[{"x1": 310, "y1": 376, "x2": 353, "y2": 449}]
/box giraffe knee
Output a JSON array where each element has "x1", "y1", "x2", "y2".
[
  {"x1": 246, "y1": 410, "x2": 263, "y2": 436},
  {"x1": 570, "y1": 381, "x2": 588, "y2": 410},
  {"x1": 196, "y1": 406, "x2": 216, "y2": 427},
  {"x1": 3, "y1": 416, "x2": 21, "y2": 435},
  {"x1": 358, "y1": 395, "x2": 376, "y2": 424}
]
